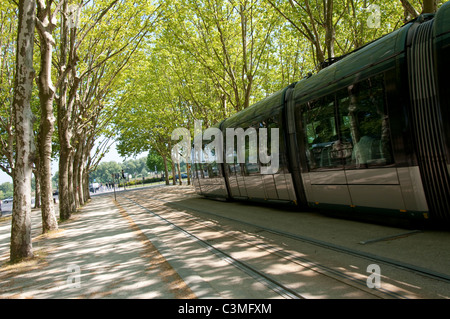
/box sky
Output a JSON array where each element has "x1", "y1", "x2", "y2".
[{"x1": 0, "y1": 142, "x2": 147, "y2": 185}]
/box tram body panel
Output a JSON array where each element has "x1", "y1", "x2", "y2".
[
  {"x1": 284, "y1": 174, "x2": 297, "y2": 202},
  {"x1": 262, "y1": 174, "x2": 278, "y2": 199},
  {"x1": 397, "y1": 166, "x2": 429, "y2": 213},
  {"x1": 227, "y1": 174, "x2": 241, "y2": 198},
  {"x1": 273, "y1": 173, "x2": 291, "y2": 201},
  {"x1": 310, "y1": 185, "x2": 352, "y2": 207},
  {"x1": 244, "y1": 174, "x2": 265, "y2": 200},
  {"x1": 236, "y1": 175, "x2": 248, "y2": 198},
  {"x1": 349, "y1": 185, "x2": 404, "y2": 211},
  {"x1": 345, "y1": 168, "x2": 398, "y2": 185}
]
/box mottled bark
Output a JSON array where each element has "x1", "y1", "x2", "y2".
[
  {"x1": 58, "y1": 148, "x2": 72, "y2": 220},
  {"x1": 83, "y1": 156, "x2": 91, "y2": 201},
  {"x1": 10, "y1": 0, "x2": 36, "y2": 263},
  {"x1": 58, "y1": 1, "x2": 75, "y2": 221},
  {"x1": 177, "y1": 162, "x2": 182, "y2": 185},
  {"x1": 72, "y1": 141, "x2": 81, "y2": 208},
  {"x1": 68, "y1": 153, "x2": 76, "y2": 213},
  {"x1": 76, "y1": 135, "x2": 87, "y2": 206},
  {"x1": 83, "y1": 169, "x2": 89, "y2": 202},
  {"x1": 33, "y1": 166, "x2": 40, "y2": 209},
  {"x1": 35, "y1": 0, "x2": 59, "y2": 233},
  {"x1": 171, "y1": 162, "x2": 176, "y2": 185}
]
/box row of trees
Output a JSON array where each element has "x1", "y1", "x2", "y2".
[
  {"x1": 2, "y1": 0, "x2": 440, "y2": 263},
  {"x1": 89, "y1": 157, "x2": 149, "y2": 184},
  {"x1": 1, "y1": 181, "x2": 42, "y2": 200},
  {"x1": 1, "y1": 0, "x2": 161, "y2": 263},
  {"x1": 0, "y1": 182, "x2": 14, "y2": 200},
  {"x1": 89, "y1": 153, "x2": 188, "y2": 186}
]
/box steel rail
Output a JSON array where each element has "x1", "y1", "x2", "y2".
[
  {"x1": 139, "y1": 192, "x2": 450, "y2": 285},
  {"x1": 126, "y1": 193, "x2": 405, "y2": 299},
  {"x1": 121, "y1": 194, "x2": 306, "y2": 299}
]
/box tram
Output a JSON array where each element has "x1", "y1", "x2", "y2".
[{"x1": 191, "y1": 2, "x2": 450, "y2": 226}]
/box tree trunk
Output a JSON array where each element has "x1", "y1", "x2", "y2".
[
  {"x1": 10, "y1": 0, "x2": 36, "y2": 263},
  {"x1": 422, "y1": 0, "x2": 437, "y2": 13},
  {"x1": 325, "y1": 0, "x2": 335, "y2": 59},
  {"x1": 72, "y1": 140, "x2": 82, "y2": 208},
  {"x1": 33, "y1": 150, "x2": 41, "y2": 209},
  {"x1": 33, "y1": 167, "x2": 41, "y2": 209},
  {"x1": 58, "y1": 146, "x2": 72, "y2": 220},
  {"x1": 187, "y1": 163, "x2": 191, "y2": 186},
  {"x1": 57, "y1": 0, "x2": 75, "y2": 221},
  {"x1": 37, "y1": 98, "x2": 58, "y2": 232},
  {"x1": 36, "y1": 0, "x2": 58, "y2": 233},
  {"x1": 162, "y1": 155, "x2": 170, "y2": 185},
  {"x1": 78, "y1": 140, "x2": 88, "y2": 206},
  {"x1": 171, "y1": 162, "x2": 176, "y2": 185},
  {"x1": 83, "y1": 167, "x2": 90, "y2": 201},
  {"x1": 68, "y1": 153, "x2": 76, "y2": 213},
  {"x1": 77, "y1": 162, "x2": 85, "y2": 206},
  {"x1": 177, "y1": 162, "x2": 182, "y2": 185},
  {"x1": 84, "y1": 154, "x2": 92, "y2": 201},
  {"x1": 72, "y1": 143, "x2": 80, "y2": 209}
]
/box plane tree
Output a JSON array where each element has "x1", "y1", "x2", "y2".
[
  {"x1": 53, "y1": 0, "x2": 162, "y2": 220},
  {"x1": 113, "y1": 50, "x2": 184, "y2": 185},
  {"x1": 10, "y1": 0, "x2": 37, "y2": 262}
]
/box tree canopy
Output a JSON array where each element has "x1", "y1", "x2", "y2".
[
  {"x1": 112, "y1": 0, "x2": 440, "y2": 161},
  {"x1": 2, "y1": 0, "x2": 443, "y2": 262}
]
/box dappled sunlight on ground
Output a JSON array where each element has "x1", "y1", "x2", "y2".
[
  {"x1": 123, "y1": 186, "x2": 450, "y2": 299},
  {"x1": 1, "y1": 185, "x2": 449, "y2": 299},
  {"x1": 0, "y1": 195, "x2": 194, "y2": 299}
]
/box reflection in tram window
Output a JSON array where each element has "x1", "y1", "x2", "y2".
[
  {"x1": 224, "y1": 115, "x2": 285, "y2": 175},
  {"x1": 303, "y1": 95, "x2": 341, "y2": 169},
  {"x1": 202, "y1": 163, "x2": 209, "y2": 178},
  {"x1": 228, "y1": 163, "x2": 237, "y2": 176},
  {"x1": 193, "y1": 163, "x2": 204, "y2": 179},
  {"x1": 204, "y1": 162, "x2": 221, "y2": 178},
  {"x1": 338, "y1": 75, "x2": 393, "y2": 168},
  {"x1": 301, "y1": 74, "x2": 394, "y2": 171},
  {"x1": 244, "y1": 125, "x2": 260, "y2": 174},
  {"x1": 260, "y1": 116, "x2": 286, "y2": 174}
]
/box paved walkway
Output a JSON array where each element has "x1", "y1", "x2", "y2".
[{"x1": 0, "y1": 194, "x2": 195, "y2": 299}]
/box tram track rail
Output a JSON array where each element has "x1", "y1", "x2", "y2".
[
  {"x1": 120, "y1": 194, "x2": 306, "y2": 299},
  {"x1": 141, "y1": 192, "x2": 450, "y2": 286},
  {"x1": 116, "y1": 190, "x2": 438, "y2": 299}
]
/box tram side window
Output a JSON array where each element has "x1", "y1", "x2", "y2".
[
  {"x1": 191, "y1": 163, "x2": 197, "y2": 178},
  {"x1": 226, "y1": 125, "x2": 259, "y2": 175},
  {"x1": 337, "y1": 75, "x2": 393, "y2": 168},
  {"x1": 302, "y1": 96, "x2": 340, "y2": 170},
  {"x1": 227, "y1": 157, "x2": 245, "y2": 176},
  {"x1": 209, "y1": 162, "x2": 221, "y2": 178},
  {"x1": 259, "y1": 116, "x2": 285, "y2": 174},
  {"x1": 244, "y1": 125, "x2": 260, "y2": 175},
  {"x1": 201, "y1": 163, "x2": 209, "y2": 178},
  {"x1": 227, "y1": 163, "x2": 237, "y2": 176}
]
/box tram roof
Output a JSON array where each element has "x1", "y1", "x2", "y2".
[
  {"x1": 293, "y1": 23, "x2": 412, "y2": 103},
  {"x1": 221, "y1": 87, "x2": 287, "y2": 128}
]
